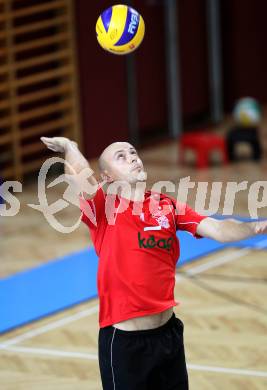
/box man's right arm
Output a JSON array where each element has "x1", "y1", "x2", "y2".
[{"x1": 41, "y1": 136, "x2": 98, "y2": 199}]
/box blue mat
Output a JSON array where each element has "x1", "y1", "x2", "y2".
[
  {"x1": 225, "y1": 235, "x2": 267, "y2": 249},
  {"x1": 177, "y1": 231, "x2": 227, "y2": 265},
  {"x1": 1, "y1": 228, "x2": 266, "y2": 333},
  {"x1": 0, "y1": 248, "x2": 98, "y2": 333}
]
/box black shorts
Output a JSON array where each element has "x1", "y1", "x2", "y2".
[{"x1": 98, "y1": 314, "x2": 189, "y2": 390}]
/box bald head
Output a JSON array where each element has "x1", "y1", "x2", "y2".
[
  {"x1": 98, "y1": 142, "x2": 146, "y2": 183},
  {"x1": 98, "y1": 142, "x2": 134, "y2": 172}
]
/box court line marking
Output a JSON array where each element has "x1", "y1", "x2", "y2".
[
  {"x1": 0, "y1": 242, "x2": 265, "y2": 349},
  {"x1": 0, "y1": 305, "x2": 99, "y2": 348},
  {"x1": 2, "y1": 345, "x2": 267, "y2": 378},
  {"x1": 187, "y1": 364, "x2": 267, "y2": 378},
  {"x1": 178, "y1": 247, "x2": 250, "y2": 278},
  {"x1": 3, "y1": 345, "x2": 98, "y2": 360}
]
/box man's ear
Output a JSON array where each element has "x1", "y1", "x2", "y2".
[{"x1": 100, "y1": 170, "x2": 113, "y2": 183}]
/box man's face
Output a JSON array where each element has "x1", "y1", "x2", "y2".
[{"x1": 101, "y1": 142, "x2": 147, "y2": 184}]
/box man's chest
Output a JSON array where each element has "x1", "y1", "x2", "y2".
[{"x1": 114, "y1": 197, "x2": 177, "y2": 234}]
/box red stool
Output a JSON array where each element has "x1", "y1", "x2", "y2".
[{"x1": 179, "y1": 131, "x2": 228, "y2": 168}]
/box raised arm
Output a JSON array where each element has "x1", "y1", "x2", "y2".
[
  {"x1": 41, "y1": 136, "x2": 98, "y2": 198},
  {"x1": 197, "y1": 217, "x2": 267, "y2": 243}
]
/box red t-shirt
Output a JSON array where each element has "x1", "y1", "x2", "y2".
[{"x1": 80, "y1": 187, "x2": 207, "y2": 328}]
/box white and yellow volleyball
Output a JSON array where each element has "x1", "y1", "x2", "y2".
[{"x1": 96, "y1": 4, "x2": 145, "y2": 55}]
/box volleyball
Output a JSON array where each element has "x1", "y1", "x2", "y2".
[
  {"x1": 233, "y1": 97, "x2": 261, "y2": 127},
  {"x1": 96, "y1": 4, "x2": 145, "y2": 55}
]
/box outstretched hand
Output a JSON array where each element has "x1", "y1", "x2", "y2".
[
  {"x1": 41, "y1": 136, "x2": 77, "y2": 153},
  {"x1": 255, "y1": 220, "x2": 267, "y2": 235}
]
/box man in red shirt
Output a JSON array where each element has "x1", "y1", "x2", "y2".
[{"x1": 42, "y1": 137, "x2": 267, "y2": 390}]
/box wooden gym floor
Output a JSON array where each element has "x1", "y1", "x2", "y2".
[
  {"x1": 0, "y1": 248, "x2": 266, "y2": 389},
  {"x1": 0, "y1": 132, "x2": 267, "y2": 389}
]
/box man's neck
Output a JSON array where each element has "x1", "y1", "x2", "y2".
[
  {"x1": 105, "y1": 181, "x2": 147, "y2": 202},
  {"x1": 103, "y1": 180, "x2": 149, "y2": 202},
  {"x1": 129, "y1": 182, "x2": 147, "y2": 202}
]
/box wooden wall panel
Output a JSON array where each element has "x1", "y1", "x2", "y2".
[{"x1": 0, "y1": 0, "x2": 80, "y2": 180}]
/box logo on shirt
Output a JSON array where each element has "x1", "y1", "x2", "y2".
[
  {"x1": 140, "y1": 210, "x2": 170, "y2": 229},
  {"x1": 138, "y1": 232, "x2": 174, "y2": 251},
  {"x1": 153, "y1": 213, "x2": 170, "y2": 229}
]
